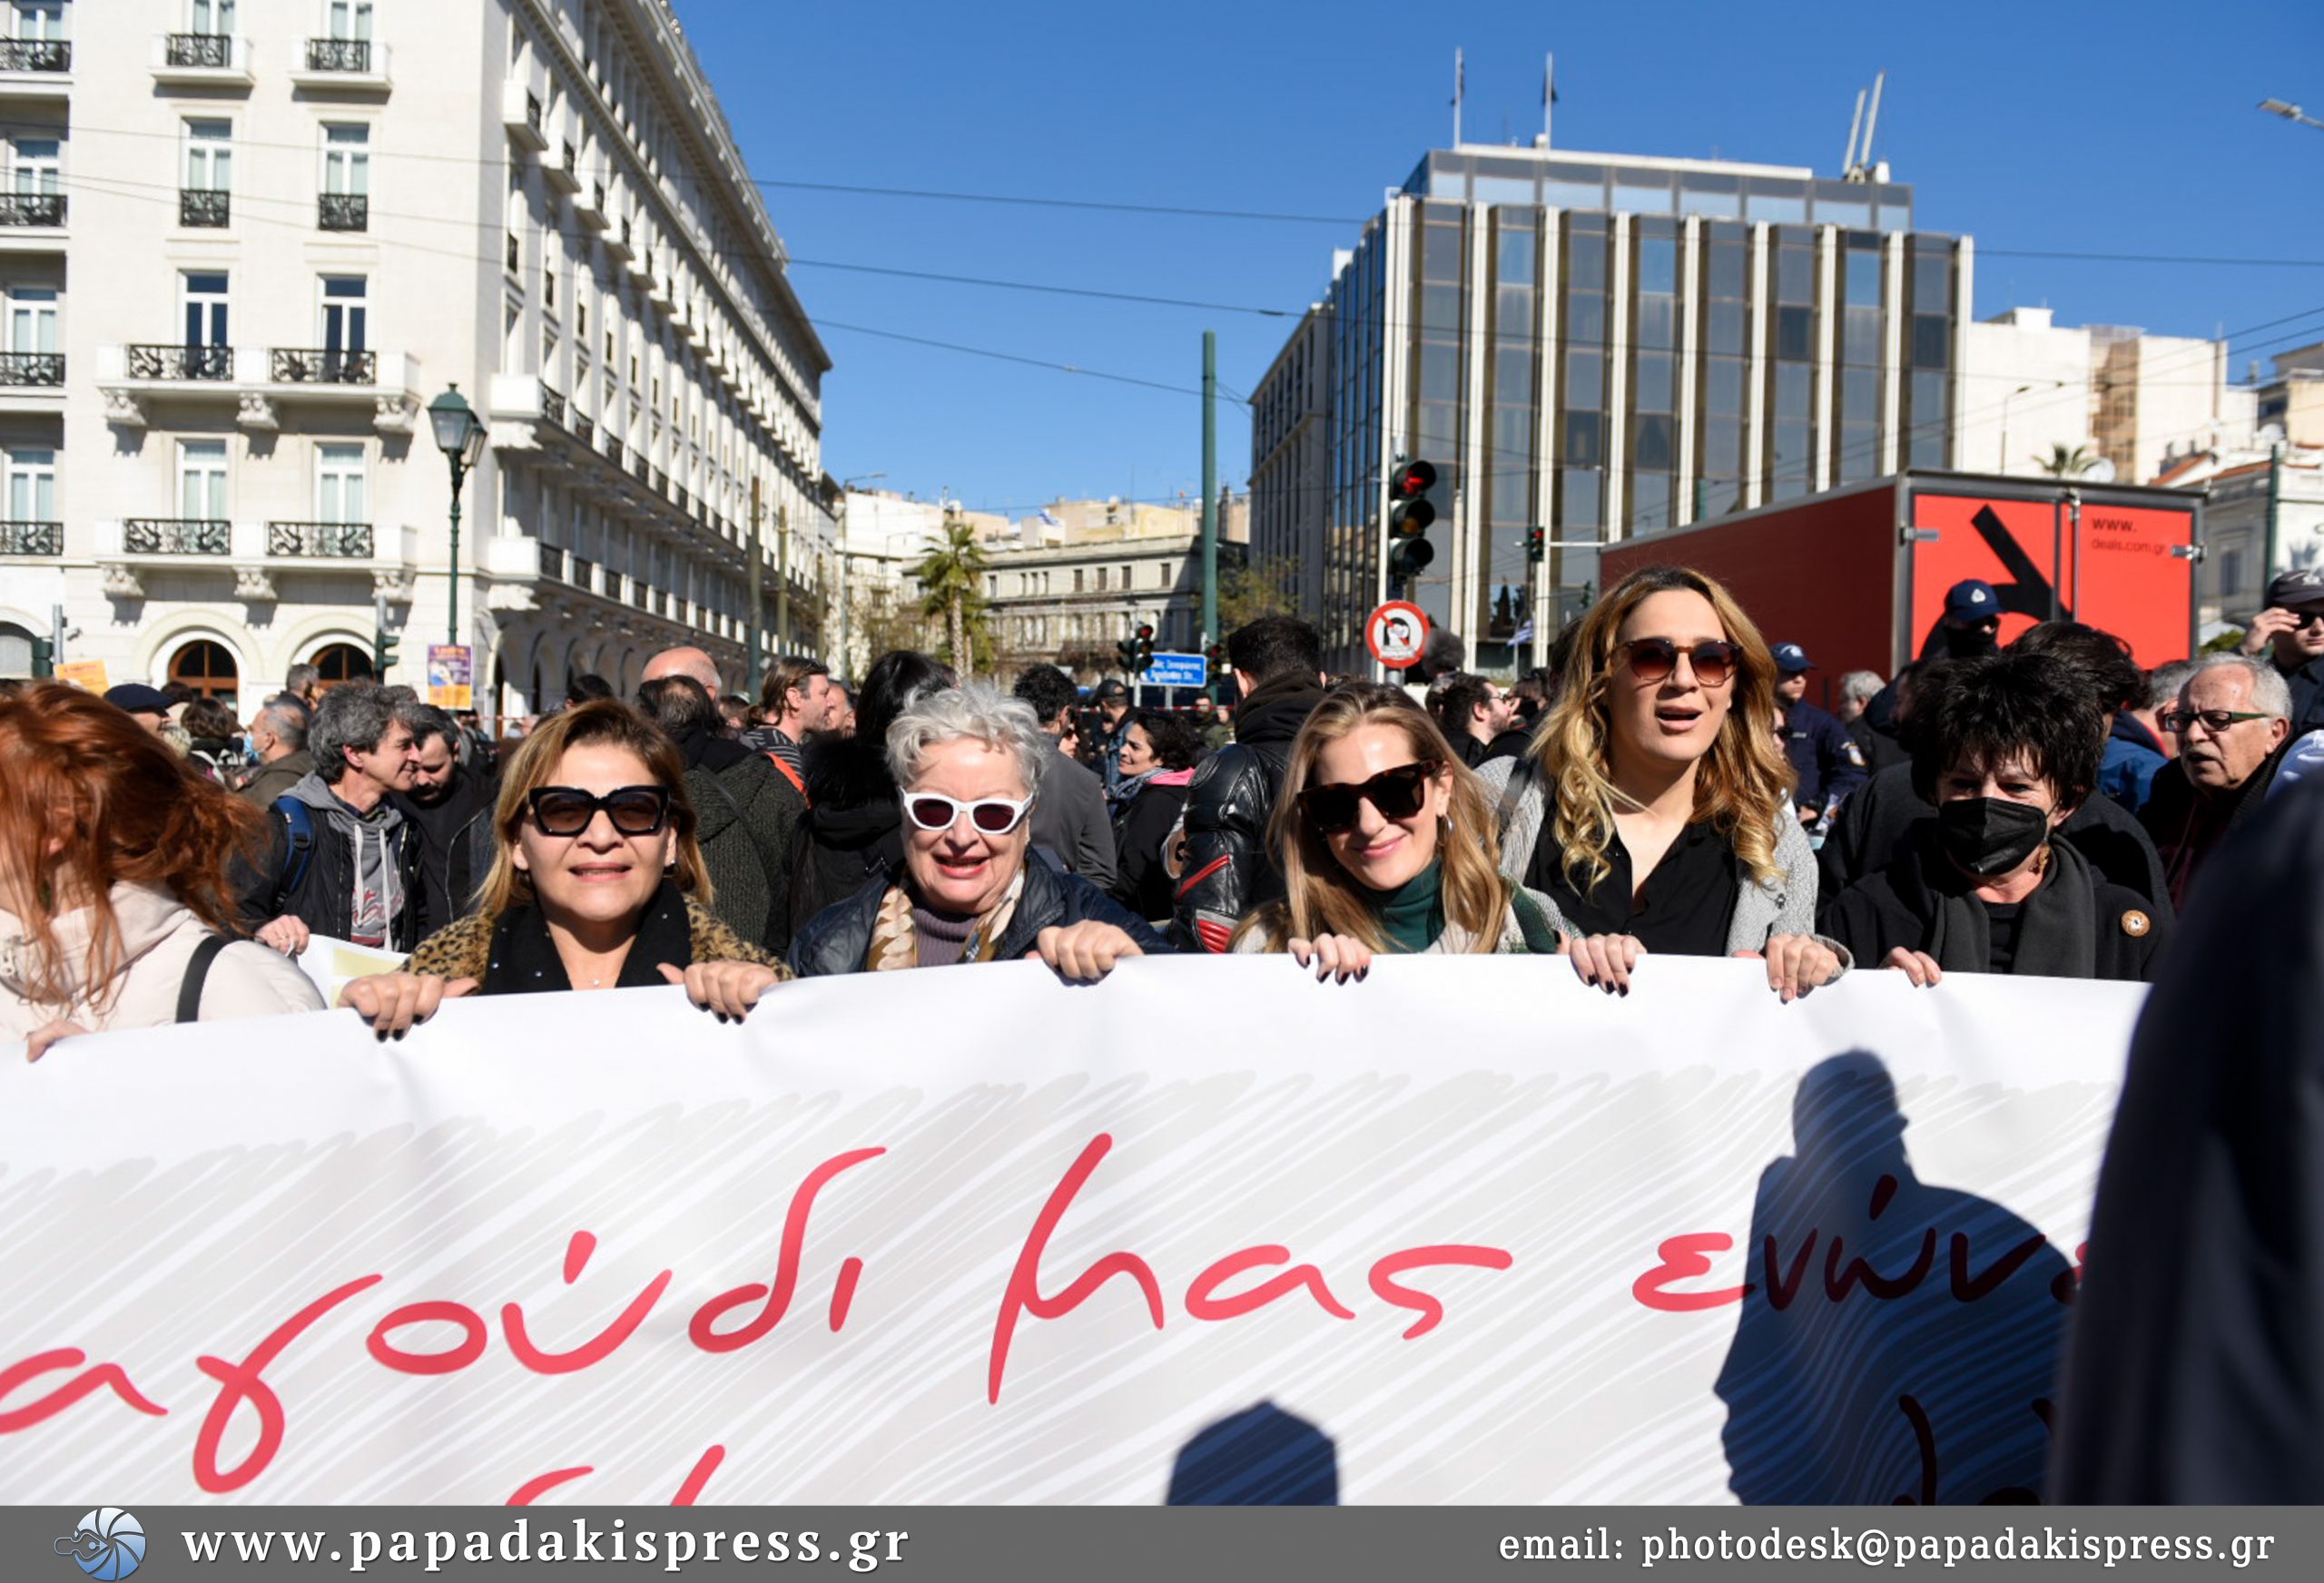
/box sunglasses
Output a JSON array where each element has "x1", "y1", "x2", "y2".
[
  {"x1": 527, "y1": 784, "x2": 672, "y2": 837},
  {"x1": 2293, "y1": 609, "x2": 2324, "y2": 631},
  {"x1": 2158, "y1": 708, "x2": 2270, "y2": 734},
  {"x1": 1297, "y1": 760, "x2": 1442, "y2": 834},
  {"x1": 1619, "y1": 638, "x2": 1743, "y2": 687},
  {"x1": 901, "y1": 792, "x2": 1036, "y2": 836}
]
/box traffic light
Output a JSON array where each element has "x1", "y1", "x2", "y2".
[
  {"x1": 373, "y1": 592, "x2": 400, "y2": 677},
  {"x1": 1386, "y1": 457, "x2": 1437, "y2": 583},
  {"x1": 28, "y1": 635, "x2": 52, "y2": 677},
  {"x1": 1133, "y1": 622, "x2": 1155, "y2": 674},
  {"x1": 1526, "y1": 526, "x2": 1547, "y2": 565},
  {"x1": 1115, "y1": 635, "x2": 1137, "y2": 674}
]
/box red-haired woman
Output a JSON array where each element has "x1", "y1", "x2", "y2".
[{"x1": 2, "y1": 683, "x2": 324, "y2": 1060}]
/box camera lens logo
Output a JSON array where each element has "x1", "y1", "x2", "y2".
[{"x1": 54, "y1": 1509, "x2": 144, "y2": 1580}]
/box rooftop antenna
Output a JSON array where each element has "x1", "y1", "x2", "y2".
[
  {"x1": 1452, "y1": 46, "x2": 1464, "y2": 146},
  {"x1": 1861, "y1": 70, "x2": 1886, "y2": 172},
  {"x1": 1542, "y1": 52, "x2": 1556, "y2": 147},
  {"x1": 1842, "y1": 87, "x2": 1867, "y2": 176},
  {"x1": 1842, "y1": 70, "x2": 1887, "y2": 181}
]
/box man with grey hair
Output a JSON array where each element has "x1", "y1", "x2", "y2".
[
  {"x1": 785, "y1": 683, "x2": 1167, "y2": 978},
  {"x1": 236, "y1": 681, "x2": 425, "y2": 955},
  {"x1": 282, "y1": 662, "x2": 322, "y2": 712},
  {"x1": 2141, "y1": 654, "x2": 2294, "y2": 908},
  {"x1": 389, "y1": 701, "x2": 499, "y2": 929},
  {"x1": 238, "y1": 696, "x2": 314, "y2": 807},
  {"x1": 1834, "y1": 670, "x2": 1884, "y2": 724}
]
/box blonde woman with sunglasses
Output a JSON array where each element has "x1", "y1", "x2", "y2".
[
  {"x1": 787, "y1": 684, "x2": 1170, "y2": 979},
  {"x1": 1231, "y1": 685, "x2": 1561, "y2": 980},
  {"x1": 1477, "y1": 565, "x2": 1845, "y2": 1000},
  {"x1": 340, "y1": 701, "x2": 787, "y2": 1037}
]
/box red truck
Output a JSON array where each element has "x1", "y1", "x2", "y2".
[{"x1": 1600, "y1": 469, "x2": 2204, "y2": 707}]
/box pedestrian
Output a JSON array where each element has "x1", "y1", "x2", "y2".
[
  {"x1": 1109, "y1": 708, "x2": 1202, "y2": 922},
  {"x1": 1431, "y1": 674, "x2": 1527, "y2": 768},
  {"x1": 1192, "y1": 693, "x2": 1232, "y2": 754},
  {"x1": 1477, "y1": 565, "x2": 1844, "y2": 999},
  {"x1": 715, "y1": 693, "x2": 752, "y2": 739},
  {"x1": 282, "y1": 663, "x2": 322, "y2": 713},
  {"x1": 1826, "y1": 652, "x2": 2171, "y2": 984},
  {"x1": 1834, "y1": 670, "x2": 1883, "y2": 725},
  {"x1": 784, "y1": 650, "x2": 951, "y2": 939},
  {"x1": 237, "y1": 695, "x2": 314, "y2": 806},
  {"x1": 2002, "y1": 622, "x2": 2163, "y2": 812},
  {"x1": 1770, "y1": 643, "x2": 1869, "y2": 829},
  {"x1": 2140, "y1": 654, "x2": 2293, "y2": 908},
  {"x1": 234, "y1": 681, "x2": 426, "y2": 956},
  {"x1": 1088, "y1": 679, "x2": 1134, "y2": 794},
  {"x1": 565, "y1": 673, "x2": 615, "y2": 705},
  {"x1": 1010, "y1": 664, "x2": 1119, "y2": 890},
  {"x1": 181, "y1": 697, "x2": 249, "y2": 784},
  {"x1": 743, "y1": 654, "x2": 842, "y2": 796},
  {"x1": 1232, "y1": 685, "x2": 1559, "y2": 974},
  {"x1": 4, "y1": 683, "x2": 322, "y2": 1061},
  {"x1": 636, "y1": 674, "x2": 798, "y2": 949},
  {"x1": 1173, "y1": 615, "x2": 1329, "y2": 953},
  {"x1": 340, "y1": 700, "x2": 785, "y2": 1036},
  {"x1": 787, "y1": 684, "x2": 1167, "y2": 978},
  {"x1": 389, "y1": 701, "x2": 501, "y2": 928},
  {"x1": 103, "y1": 683, "x2": 174, "y2": 738},
  {"x1": 2234, "y1": 566, "x2": 2324, "y2": 735}
]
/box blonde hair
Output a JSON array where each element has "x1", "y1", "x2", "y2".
[
  {"x1": 476, "y1": 700, "x2": 709, "y2": 918},
  {"x1": 1534, "y1": 565, "x2": 1794, "y2": 894},
  {"x1": 1233, "y1": 684, "x2": 1510, "y2": 954}
]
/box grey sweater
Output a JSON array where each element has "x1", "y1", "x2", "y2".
[{"x1": 1474, "y1": 754, "x2": 1838, "y2": 960}]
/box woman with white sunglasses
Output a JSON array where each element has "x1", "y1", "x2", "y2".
[{"x1": 788, "y1": 684, "x2": 1169, "y2": 978}]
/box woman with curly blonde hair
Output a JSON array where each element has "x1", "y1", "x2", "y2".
[
  {"x1": 1232, "y1": 685, "x2": 1560, "y2": 979},
  {"x1": 1477, "y1": 565, "x2": 1843, "y2": 998}
]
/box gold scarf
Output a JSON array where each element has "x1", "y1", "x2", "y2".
[{"x1": 864, "y1": 871, "x2": 1026, "y2": 971}]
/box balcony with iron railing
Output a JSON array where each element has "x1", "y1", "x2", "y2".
[
  {"x1": 541, "y1": 385, "x2": 566, "y2": 427},
  {"x1": 127, "y1": 344, "x2": 233, "y2": 381},
  {"x1": 502, "y1": 80, "x2": 547, "y2": 150},
  {"x1": 154, "y1": 32, "x2": 250, "y2": 86},
  {"x1": 98, "y1": 345, "x2": 421, "y2": 434},
  {"x1": 0, "y1": 192, "x2": 65, "y2": 229},
  {"x1": 271, "y1": 348, "x2": 375, "y2": 385},
  {"x1": 0, "y1": 519, "x2": 60, "y2": 556},
  {"x1": 576, "y1": 177, "x2": 609, "y2": 229},
  {"x1": 318, "y1": 192, "x2": 368, "y2": 231},
  {"x1": 545, "y1": 139, "x2": 580, "y2": 193},
  {"x1": 290, "y1": 36, "x2": 389, "y2": 91},
  {"x1": 180, "y1": 188, "x2": 230, "y2": 228},
  {"x1": 0, "y1": 39, "x2": 69, "y2": 73},
  {"x1": 268, "y1": 521, "x2": 373, "y2": 558},
  {"x1": 0, "y1": 350, "x2": 64, "y2": 386},
  {"x1": 123, "y1": 518, "x2": 231, "y2": 556}
]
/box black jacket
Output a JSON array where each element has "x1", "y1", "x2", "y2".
[
  {"x1": 1782, "y1": 698, "x2": 1869, "y2": 812},
  {"x1": 784, "y1": 733, "x2": 905, "y2": 941},
  {"x1": 680, "y1": 730, "x2": 804, "y2": 952},
  {"x1": 1110, "y1": 780, "x2": 1191, "y2": 922},
  {"x1": 390, "y1": 766, "x2": 498, "y2": 928},
  {"x1": 1817, "y1": 761, "x2": 2169, "y2": 925},
  {"x1": 788, "y1": 858, "x2": 1173, "y2": 976},
  {"x1": 234, "y1": 774, "x2": 427, "y2": 951},
  {"x1": 2138, "y1": 749, "x2": 2281, "y2": 911},
  {"x1": 2284, "y1": 653, "x2": 2324, "y2": 735},
  {"x1": 2053, "y1": 782, "x2": 2324, "y2": 1501},
  {"x1": 1170, "y1": 674, "x2": 1324, "y2": 952}
]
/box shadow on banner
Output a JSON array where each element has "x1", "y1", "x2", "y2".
[
  {"x1": 1167, "y1": 1401, "x2": 1339, "y2": 1505},
  {"x1": 1714, "y1": 1052, "x2": 2071, "y2": 1504}
]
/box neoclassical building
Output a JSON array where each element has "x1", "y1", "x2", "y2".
[{"x1": 0, "y1": 0, "x2": 834, "y2": 709}]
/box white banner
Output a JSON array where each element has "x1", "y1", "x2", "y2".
[{"x1": 0, "y1": 957, "x2": 2139, "y2": 1505}]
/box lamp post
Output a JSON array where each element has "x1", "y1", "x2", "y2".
[
  {"x1": 2259, "y1": 98, "x2": 2324, "y2": 131},
  {"x1": 428, "y1": 383, "x2": 487, "y2": 648},
  {"x1": 1998, "y1": 383, "x2": 2034, "y2": 475}
]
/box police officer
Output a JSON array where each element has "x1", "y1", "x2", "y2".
[{"x1": 1773, "y1": 643, "x2": 1868, "y2": 830}]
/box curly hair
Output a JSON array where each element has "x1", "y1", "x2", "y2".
[
  {"x1": 0, "y1": 683, "x2": 266, "y2": 1012},
  {"x1": 1532, "y1": 565, "x2": 1795, "y2": 894},
  {"x1": 1128, "y1": 708, "x2": 1202, "y2": 772},
  {"x1": 1235, "y1": 684, "x2": 1510, "y2": 954}
]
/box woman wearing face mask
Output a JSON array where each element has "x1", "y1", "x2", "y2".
[
  {"x1": 340, "y1": 700, "x2": 786, "y2": 1036},
  {"x1": 1827, "y1": 652, "x2": 2171, "y2": 983},
  {"x1": 788, "y1": 684, "x2": 1169, "y2": 978},
  {"x1": 1233, "y1": 686, "x2": 1558, "y2": 978},
  {"x1": 1478, "y1": 566, "x2": 1843, "y2": 999}
]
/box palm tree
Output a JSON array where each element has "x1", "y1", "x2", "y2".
[
  {"x1": 911, "y1": 516, "x2": 990, "y2": 677},
  {"x1": 2036, "y1": 442, "x2": 2097, "y2": 478}
]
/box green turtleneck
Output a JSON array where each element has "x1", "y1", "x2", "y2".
[{"x1": 1365, "y1": 860, "x2": 1446, "y2": 954}]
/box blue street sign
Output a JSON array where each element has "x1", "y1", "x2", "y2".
[{"x1": 1141, "y1": 651, "x2": 1207, "y2": 689}]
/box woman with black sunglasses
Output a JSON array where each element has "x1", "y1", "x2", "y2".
[
  {"x1": 1231, "y1": 686, "x2": 1560, "y2": 978},
  {"x1": 340, "y1": 701, "x2": 786, "y2": 1036},
  {"x1": 1477, "y1": 565, "x2": 1844, "y2": 998},
  {"x1": 788, "y1": 684, "x2": 1169, "y2": 978}
]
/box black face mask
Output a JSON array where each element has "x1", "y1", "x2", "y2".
[
  {"x1": 1935, "y1": 796, "x2": 2053, "y2": 879},
  {"x1": 1943, "y1": 623, "x2": 2000, "y2": 660}
]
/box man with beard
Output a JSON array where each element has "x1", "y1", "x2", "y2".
[
  {"x1": 2140, "y1": 654, "x2": 2292, "y2": 909},
  {"x1": 1171, "y1": 615, "x2": 1327, "y2": 953},
  {"x1": 389, "y1": 702, "x2": 499, "y2": 927},
  {"x1": 641, "y1": 645, "x2": 803, "y2": 949}
]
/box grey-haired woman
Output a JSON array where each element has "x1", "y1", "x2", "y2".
[{"x1": 786, "y1": 684, "x2": 1171, "y2": 979}]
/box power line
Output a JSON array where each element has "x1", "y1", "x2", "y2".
[{"x1": 750, "y1": 176, "x2": 1362, "y2": 227}]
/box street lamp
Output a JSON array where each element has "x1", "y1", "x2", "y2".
[
  {"x1": 2259, "y1": 98, "x2": 2324, "y2": 131},
  {"x1": 428, "y1": 383, "x2": 487, "y2": 648}
]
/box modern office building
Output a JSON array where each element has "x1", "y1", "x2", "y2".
[
  {"x1": 0, "y1": 0, "x2": 832, "y2": 709},
  {"x1": 1248, "y1": 141, "x2": 1973, "y2": 674}
]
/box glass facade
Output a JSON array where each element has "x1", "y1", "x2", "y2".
[{"x1": 1261, "y1": 145, "x2": 1964, "y2": 674}]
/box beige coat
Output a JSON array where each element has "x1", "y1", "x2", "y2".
[{"x1": 2, "y1": 882, "x2": 323, "y2": 1044}]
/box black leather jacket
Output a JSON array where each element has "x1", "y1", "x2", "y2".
[
  {"x1": 787, "y1": 855, "x2": 1172, "y2": 976},
  {"x1": 1169, "y1": 675, "x2": 1324, "y2": 952}
]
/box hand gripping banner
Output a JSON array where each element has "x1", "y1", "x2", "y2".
[{"x1": 0, "y1": 956, "x2": 2138, "y2": 1505}]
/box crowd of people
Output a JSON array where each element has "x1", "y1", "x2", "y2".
[{"x1": 6, "y1": 557, "x2": 2320, "y2": 1057}]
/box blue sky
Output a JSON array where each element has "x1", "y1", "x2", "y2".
[{"x1": 679, "y1": 0, "x2": 2324, "y2": 516}]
